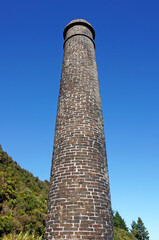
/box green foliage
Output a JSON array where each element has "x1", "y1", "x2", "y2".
[
  {"x1": 114, "y1": 227, "x2": 137, "y2": 240},
  {"x1": 0, "y1": 145, "x2": 49, "y2": 238},
  {"x1": 0, "y1": 216, "x2": 12, "y2": 236},
  {"x1": 131, "y1": 217, "x2": 149, "y2": 240},
  {"x1": 113, "y1": 211, "x2": 128, "y2": 231},
  {"x1": 2, "y1": 231, "x2": 43, "y2": 240}
]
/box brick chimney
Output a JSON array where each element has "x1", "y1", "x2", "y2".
[{"x1": 45, "y1": 19, "x2": 114, "y2": 240}]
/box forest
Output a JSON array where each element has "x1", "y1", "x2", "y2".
[{"x1": 0, "y1": 146, "x2": 149, "y2": 240}]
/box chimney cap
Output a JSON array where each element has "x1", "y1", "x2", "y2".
[{"x1": 63, "y1": 19, "x2": 95, "y2": 40}]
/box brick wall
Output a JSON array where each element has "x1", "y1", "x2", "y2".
[{"x1": 45, "y1": 19, "x2": 114, "y2": 240}]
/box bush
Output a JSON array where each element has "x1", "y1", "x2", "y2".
[{"x1": 0, "y1": 216, "x2": 12, "y2": 236}]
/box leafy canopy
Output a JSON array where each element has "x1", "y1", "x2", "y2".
[
  {"x1": 113, "y1": 210, "x2": 128, "y2": 231},
  {"x1": 131, "y1": 217, "x2": 149, "y2": 240},
  {"x1": 0, "y1": 145, "x2": 49, "y2": 237}
]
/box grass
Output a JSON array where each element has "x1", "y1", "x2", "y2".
[{"x1": 2, "y1": 232, "x2": 43, "y2": 240}]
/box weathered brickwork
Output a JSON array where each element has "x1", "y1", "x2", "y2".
[{"x1": 45, "y1": 19, "x2": 114, "y2": 240}]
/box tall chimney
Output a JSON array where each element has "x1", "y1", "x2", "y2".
[{"x1": 45, "y1": 19, "x2": 114, "y2": 240}]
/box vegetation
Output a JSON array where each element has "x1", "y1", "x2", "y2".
[
  {"x1": 0, "y1": 145, "x2": 149, "y2": 240},
  {"x1": 113, "y1": 211, "x2": 137, "y2": 240},
  {"x1": 113, "y1": 210, "x2": 128, "y2": 231},
  {"x1": 2, "y1": 232, "x2": 43, "y2": 240},
  {"x1": 0, "y1": 145, "x2": 49, "y2": 238},
  {"x1": 131, "y1": 217, "x2": 149, "y2": 240},
  {"x1": 114, "y1": 227, "x2": 137, "y2": 240}
]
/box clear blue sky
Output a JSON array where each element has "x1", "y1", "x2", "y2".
[{"x1": 0, "y1": 0, "x2": 159, "y2": 239}]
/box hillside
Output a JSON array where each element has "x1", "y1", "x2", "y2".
[
  {"x1": 0, "y1": 146, "x2": 137, "y2": 240},
  {"x1": 114, "y1": 227, "x2": 137, "y2": 240},
  {"x1": 0, "y1": 146, "x2": 49, "y2": 237}
]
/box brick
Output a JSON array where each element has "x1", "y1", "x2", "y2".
[{"x1": 45, "y1": 19, "x2": 114, "y2": 240}]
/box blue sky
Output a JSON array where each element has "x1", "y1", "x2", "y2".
[{"x1": 0, "y1": 0, "x2": 159, "y2": 239}]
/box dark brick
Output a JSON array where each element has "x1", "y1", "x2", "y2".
[{"x1": 45, "y1": 19, "x2": 114, "y2": 240}]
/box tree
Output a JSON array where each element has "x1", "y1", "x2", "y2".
[
  {"x1": 112, "y1": 211, "x2": 128, "y2": 231},
  {"x1": 131, "y1": 217, "x2": 149, "y2": 240}
]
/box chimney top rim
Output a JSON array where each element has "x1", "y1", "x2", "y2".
[{"x1": 63, "y1": 19, "x2": 95, "y2": 40}]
